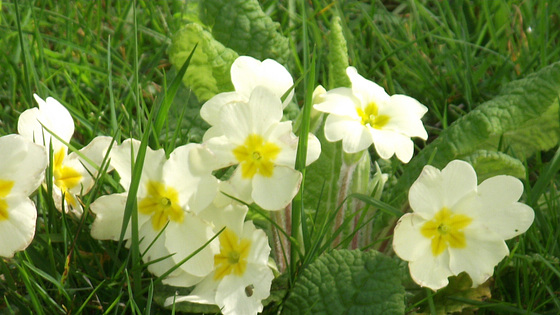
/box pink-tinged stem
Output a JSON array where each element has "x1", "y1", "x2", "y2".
[{"x1": 271, "y1": 205, "x2": 292, "y2": 273}]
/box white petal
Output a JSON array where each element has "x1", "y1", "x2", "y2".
[
  {"x1": 110, "y1": 139, "x2": 165, "y2": 194},
  {"x1": 165, "y1": 275, "x2": 218, "y2": 306},
  {"x1": 231, "y1": 56, "x2": 294, "y2": 107},
  {"x1": 370, "y1": 128, "x2": 413, "y2": 162},
  {"x1": 469, "y1": 176, "x2": 534, "y2": 239},
  {"x1": 252, "y1": 166, "x2": 301, "y2": 210},
  {"x1": 205, "y1": 136, "x2": 238, "y2": 170},
  {"x1": 448, "y1": 233, "x2": 509, "y2": 287},
  {"x1": 0, "y1": 197, "x2": 37, "y2": 257},
  {"x1": 90, "y1": 193, "x2": 130, "y2": 241},
  {"x1": 199, "y1": 202, "x2": 248, "y2": 236},
  {"x1": 137, "y1": 223, "x2": 175, "y2": 277},
  {"x1": 305, "y1": 133, "x2": 322, "y2": 165},
  {"x1": 346, "y1": 67, "x2": 390, "y2": 106},
  {"x1": 324, "y1": 115, "x2": 372, "y2": 153},
  {"x1": 409, "y1": 161, "x2": 477, "y2": 219},
  {"x1": 165, "y1": 144, "x2": 218, "y2": 213},
  {"x1": 220, "y1": 171, "x2": 254, "y2": 206},
  {"x1": 220, "y1": 101, "x2": 252, "y2": 142},
  {"x1": 389, "y1": 94, "x2": 428, "y2": 118},
  {"x1": 201, "y1": 92, "x2": 245, "y2": 126},
  {"x1": 17, "y1": 95, "x2": 74, "y2": 154},
  {"x1": 0, "y1": 134, "x2": 47, "y2": 196},
  {"x1": 392, "y1": 213, "x2": 432, "y2": 262},
  {"x1": 242, "y1": 221, "x2": 271, "y2": 265},
  {"x1": 216, "y1": 264, "x2": 273, "y2": 315},
  {"x1": 165, "y1": 214, "x2": 217, "y2": 279},
  {"x1": 247, "y1": 86, "x2": 283, "y2": 134},
  {"x1": 313, "y1": 87, "x2": 360, "y2": 117},
  {"x1": 408, "y1": 250, "x2": 453, "y2": 290}
]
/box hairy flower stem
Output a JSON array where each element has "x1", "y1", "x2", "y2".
[
  {"x1": 271, "y1": 206, "x2": 291, "y2": 273},
  {"x1": 333, "y1": 161, "x2": 357, "y2": 247}
]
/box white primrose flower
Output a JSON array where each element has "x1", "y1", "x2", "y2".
[
  {"x1": 314, "y1": 67, "x2": 428, "y2": 163},
  {"x1": 200, "y1": 55, "x2": 294, "y2": 129},
  {"x1": 165, "y1": 220, "x2": 273, "y2": 315},
  {"x1": 203, "y1": 86, "x2": 321, "y2": 210},
  {"x1": 90, "y1": 139, "x2": 220, "y2": 286},
  {"x1": 17, "y1": 94, "x2": 113, "y2": 216},
  {"x1": 0, "y1": 134, "x2": 47, "y2": 257},
  {"x1": 392, "y1": 160, "x2": 535, "y2": 290}
]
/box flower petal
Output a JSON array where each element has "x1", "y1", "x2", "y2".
[
  {"x1": 90, "y1": 193, "x2": 130, "y2": 241},
  {"x1": 448, "y1": 233, "x2": 509, "y2": 287},
  {"x1": 0, "y1": 197, "x2": 37, "y2": 257},
  {"x1": 324, "y1": 114, "x2": 372, "y2": 153},
  {"x1": 470, "y1": 176, "x2": 534, "y2": 240},
  {"x1": 370, "y1": 128, "x2": 414, "y2": 162},
  {"x1": 409, "y1": 161, "x2": 477, "y2": 219},
  {"x1": 313, "y1": 87, "x2": 360, "y2": 117},
  {"x1": 231, "y1": 56, "x2": 294, "y2": 108},
  {"x1": 201, "y1": 92, "x2": 245, "y2": 126},
  {"x1": 346, "y1": 67, "x2": 390, "y2": 106},
  {"x1": 392, "y1": 213, "x2": 432, "y2": 262},
  {"x1": 0, "y1": 134, "x2": 47, "y2": 196},
  {"x1": 408, "y1": 249, "x2": 453, "y2": 290},
  {"x1": 165, "y1": 213, "x2": 217, "y2": 280},
  {"x1": 252, "y1": 166, "x2": 301, "y2": 210}
]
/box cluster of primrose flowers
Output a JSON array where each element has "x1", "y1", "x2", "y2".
[{"x1": 1, "y1": 55, "x2": 534, "y2": 314}]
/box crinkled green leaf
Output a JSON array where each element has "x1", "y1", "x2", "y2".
[
  {"x1": 328, "y1": 15, "x2": 351, "y2": 89},
  {"x1": 463, "y1": 150, "x2": 525, "y2": 182},
  {"x1": 169, "y1": 23, "x2": 238, "y2": 101},
  {"x1": 282, "y1": 250, "x2": 405, "y2": 315},
  {"x1": 200, "y1": 0, "x2": 290, "y2": 64},
  {"x1": 393, "y1": 61, "x2": 560, "y2": 202}
]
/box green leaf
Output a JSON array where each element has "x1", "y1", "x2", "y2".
[
  {"x1": 169, "y1": 23, "x2": 238, "y2": 101},
  {"x1": 282, "y1": 249, "x2": 405, "y2": 315},
  {"x1": 393, "y1": 61, "x2": 560, "y2": 202},
  {"x1": 463, "y1": 150, "x2": 526, "y2": 182},
  {"x1": 327, "y1": 15, "x2": 351, "y2": 89},
  {"x1": 200, "y1": 0, "x2": 290, "y2": 64}
]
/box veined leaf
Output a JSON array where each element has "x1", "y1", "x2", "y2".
[
  {"x1": 169, "y1": 23, "x2": 238, "y2": 101},
  {"x1": 282, "y1": 250, "x2": 405, "y2": 315},
  {"x1": 200, "y1": 0, "x2": 290, "y2": 64}
]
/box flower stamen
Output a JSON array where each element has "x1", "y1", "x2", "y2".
[
  {"x1": 232, "y1": 134, "x2": 281, "y2": 178},
  {"x1": 420, "y1": 207, "x2": 472, "y2": 256},
  {"x1": 139, "y1": 181, "x2": 184, "y2": 231}
]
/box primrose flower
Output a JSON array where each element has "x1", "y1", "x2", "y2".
[
  {"x1": 0, "y1": 134, "x2": 47, "y2": 257},
  {"x1": 392, "y1": 160, "x2": 534, "y2": 290},
  {"x1": 203, "y1": 86, "x2": 321, "y2": 210},
  {"x1": 90, "y1": 139, "x2": 219, "y2": 286},
  {"x1": 200, "y1": 55, "x2": 294, "y2": 128},
  {"x1": 314, "y1": 67, "x2": 428, "y2": 163},
  {"x1": 165, "y1": 221, "x2": 273, "y2": 315},
  {"x1": 17, "y1": 94, "x2": 113, "y2": 216}
]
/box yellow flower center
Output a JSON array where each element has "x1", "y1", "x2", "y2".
[
  {"x1": 138, "y1": 181, "x2": 184, "y2": 231},
  {"x1": 0, "y1": 179, "x2": 15, "y2": 221},
  {"x1": 420, "y1": 207, "x2": 472, "y2": 256},
  {"x1": 53, "y1": 148, "x2": 82, "y2": 207},
  {"x1": 232, "y1": 134, "x2": 281, "y2": 179},
  {"x1": 356, "y1": 102, "x2": 389, "y2": 129},
  {"x1": 213, "y1": 228, "x2": 251, "y2": 280}
]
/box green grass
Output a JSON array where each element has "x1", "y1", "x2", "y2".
[{"x1": 1, "y1": 0, "x2": 559, "y2": 314}]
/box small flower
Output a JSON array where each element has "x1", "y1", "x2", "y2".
[
  {"x1": 200, "y1": 56, "x2": 294, "y2": 128},
  {"x1": 17, "y1": 94, "x2": 112, "y2": 216},
  {"x1": 392, "y1": 160, "x2": 535, "y2": 290},
  {"x1": 0, "y1": 134, "x2": 47, "y2": 257},
  {"x1": 313, "y1": 67, "x2": 428, "y2": 163},
  {"x1": 165, "y1": 221, "x2": 273, "y2": 315},
  {"x1": 203, "y1": 86, "x2": 321, "y2": 210},
  {"x1": 90, "y1": 139, "x2": 219, "y2": 286}
]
